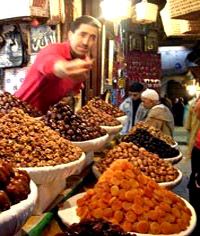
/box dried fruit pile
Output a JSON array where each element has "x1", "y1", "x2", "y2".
[
  {"x1": 0, "y1": 160, "x2": 30, "y2": 211},
  {"x1": 96, "y1": 142, "x2": 179, "y2": 183},
  {"x1": 56, "y1": 219, "x2": 134, "y2": 236},
  {"x1": 0, "y1": 92, "x2": 42, "y2": 118},
  {"x1": 122, "y1": 128, "x2": 179, "y2": 158},
  {"x1": 43, "y1": 101, "x2": 107, "y2": 141},
  {"x1": 129, "y1": 122, "x2": 176, "y2": 146},
  {"x1": 88, "y1": 97, "x2": 125, "y2": 117},
  {"x1": 0, "y1": 108, "x2": 82, "y2": 167},
  {"x1": 77, "y1": 159, "x2": 191, "y2": 234},
  {"x1": 77, "y1": 105, "x2": 120, "y2": 127}
]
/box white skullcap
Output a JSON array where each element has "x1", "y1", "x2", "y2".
[{"x1": 141, "y1": 88, "x2": 159, "y2": 101}]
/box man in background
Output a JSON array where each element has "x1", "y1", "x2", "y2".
[
  {"x1": 119, "y1": 82, "x2": 147, "y2": 134},
  {"x1": 141, "y1": 88, "x2": 174, "y2": 136}
]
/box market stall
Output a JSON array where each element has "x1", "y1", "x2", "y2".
[{"x1": 0, "y1": 93, "x2": 196, "y2": 236}]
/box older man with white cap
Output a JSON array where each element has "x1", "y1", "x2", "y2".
[{"x1": 141, "y1": 88, "x2": 174, "y2": 136}]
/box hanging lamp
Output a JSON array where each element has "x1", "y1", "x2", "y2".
[{"x1": 100, "y1": 0, "x2": 132, "y2": 35}]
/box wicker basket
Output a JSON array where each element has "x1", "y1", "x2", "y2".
[
  {"x1": 180, "y1": 20, "x2": 200, "y2": 34},
  {"x1": 168, "y1": 0, "x2": 200, "y2": 20},
  {"x1": 131, "y1": 1, "x2": 158, "y2": 24},
  {"x1": 160, "y1": 1, "x2": 200, "y2": 36},
  {"x1": 160, "y1": 2, "x2": 183, "y2": 36}
]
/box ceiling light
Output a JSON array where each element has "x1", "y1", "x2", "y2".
[{"x1": 100, "y1": 0, "x2": 132, "y2": 21}]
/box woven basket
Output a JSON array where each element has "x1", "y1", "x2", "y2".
[
  {"x1": 160, "y1": 1, "x2": 200, "y2": 36},
  {"x1": 180, "y1": 20, "x2": 200, "y2": 34},
  {"x1": 168, "y1": 0, "x2": 200, "y2": 20},
  {"x1": 131, "y1": 1, "x2": 158, "y2": 24},
  {"x1": 160, "y1": 2, "x2": 183, "y2": 36}
]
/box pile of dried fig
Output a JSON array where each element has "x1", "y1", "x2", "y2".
[
  {"x1": 95, "y1": 142, "x2": 179, "y2": 183},
  {"x1": 88, "y1": 97, "x2": 125, "y2": 117},
  {"x1": 77, "y1": 104, "x2": 121, "y2": 127}
]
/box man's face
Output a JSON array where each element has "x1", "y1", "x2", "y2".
[
  {"x1": 129, "y1": 91, "x2": 141, "y2": 101},
  {"x1": 68, "y1": 23, "x2": 98, "y2": 58},
  {"x1": 142, "y1": 98, "x2": 154, "y2": 109}
]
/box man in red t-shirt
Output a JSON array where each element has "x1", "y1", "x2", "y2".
[{"x1": 15, "y1": 15, "x2": 101, "y2": 114}]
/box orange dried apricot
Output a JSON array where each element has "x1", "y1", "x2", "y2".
[
  {"x1": 132, "y1": 204, "x2": 144, "y2": 215},
  {"x1": 147, "y1": 210, "x2": 158, "y2": 221},
  {"x1": 160, "y1": 221, "x2": 174, "y2": 234},
  {"x1": 149, "y1": 222, "x2": 161, "y2": 234},
  {"x1": 92, "y1": 207, "x2": 104, "y2": 218},
  {"x1": 103, "y1": 207, "x2": 113, "y2": 218},
  {"x1": 122, "y1": 221, "x2": 133, "y2": 232},
  {"x1": 111, "y1": 199, "x2": 122, "y2": 211},
  {"x1": 113, "y1": 210, "x2": 124, "y2": 223},
  {"x1": 125, "y1": 190, "x2": 136, "y2": 201},
  {"x1": 110, "y1": 185, "x2": 120, "y2": 196},
  {"x1": 122, "y1": 201, "x2": 132, "y2": 211},
  {"x1": 136, "y1": 220, "x2": 150, "y2": 233},
  {"x1": 125, "y1": 210, "x2": 137, "y2": 223},
  {"x1": 118, "y1": 189, "x2": 126, "y2": 201}
]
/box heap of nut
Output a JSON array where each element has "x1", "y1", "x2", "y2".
[
  {"x1": 129, "y1": 122, "x2": 176, "y2": 146},
  {"x1": 77, "y1": 104, "x2": 121, "y2": 127},
  {"x1": 42, "y1": 101, "x2": 107, "y2": 141},
  {"x1": 77, "y1": 159, "x2": 191, "y2": 234},
  {"x1": 0, "y1": 160, "x2": 30, "y2": 212},
  {"x1": 56, "y1": 219, "x2": 134, "y2": 236},
  {"x1": 88, "y1": 97, "x2": 125, "y2": 117},
  {"x1": 0, "y1": 108, "x2": 82, "y2": 167},
  {"x1": 0, "y1": 92, "x2": 42, "y2": 118},
  {"x1": 95, "y1": 142, "x2": 179, "y2": 183},
  {"x1": 122, "y1": 128, "x2": 179, "y2": 159}
]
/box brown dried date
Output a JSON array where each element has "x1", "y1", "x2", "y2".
[
  {"x1": 0, "y1": 92, "x2": 42, "y2": 118},
  {"x1": 43, "y1": 100, "x2": 107, "y2": 141},
  {"x1": 129, "y1": 121, "x2": 176, "y2": 146},
  {"x1": 56, "y1": 219, "x2": 134, "y2": 236},
  {"x1": 0, "y1": 160, "x2": 30, "y2": 211}
]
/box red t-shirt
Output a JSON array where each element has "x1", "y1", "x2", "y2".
[
  {"x1": 14, "y1": 42, "x2": 82, "y2": 114},
  {"x1": 195, "y1": 129, "x2": 200, "y2": 149}
]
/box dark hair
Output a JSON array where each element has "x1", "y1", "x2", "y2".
[
  {"x1": 69, "y1": 15, "x2": 101, "y2": 32},
  {"x1": 129, "y1": 82, "x2": 144, "y2": 93}
]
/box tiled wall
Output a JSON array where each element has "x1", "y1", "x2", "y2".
[{"x1": 4, "y1": 67, "x2": 27, "y2": 94}]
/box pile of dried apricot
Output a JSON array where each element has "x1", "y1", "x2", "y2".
[{"x1": 77, "y1": 159, "x2": 191, "y2": 234}]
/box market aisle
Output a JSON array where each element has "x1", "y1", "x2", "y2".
[{"x1": 173, "y1": 126, "x2": 191, "y2": 201}]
